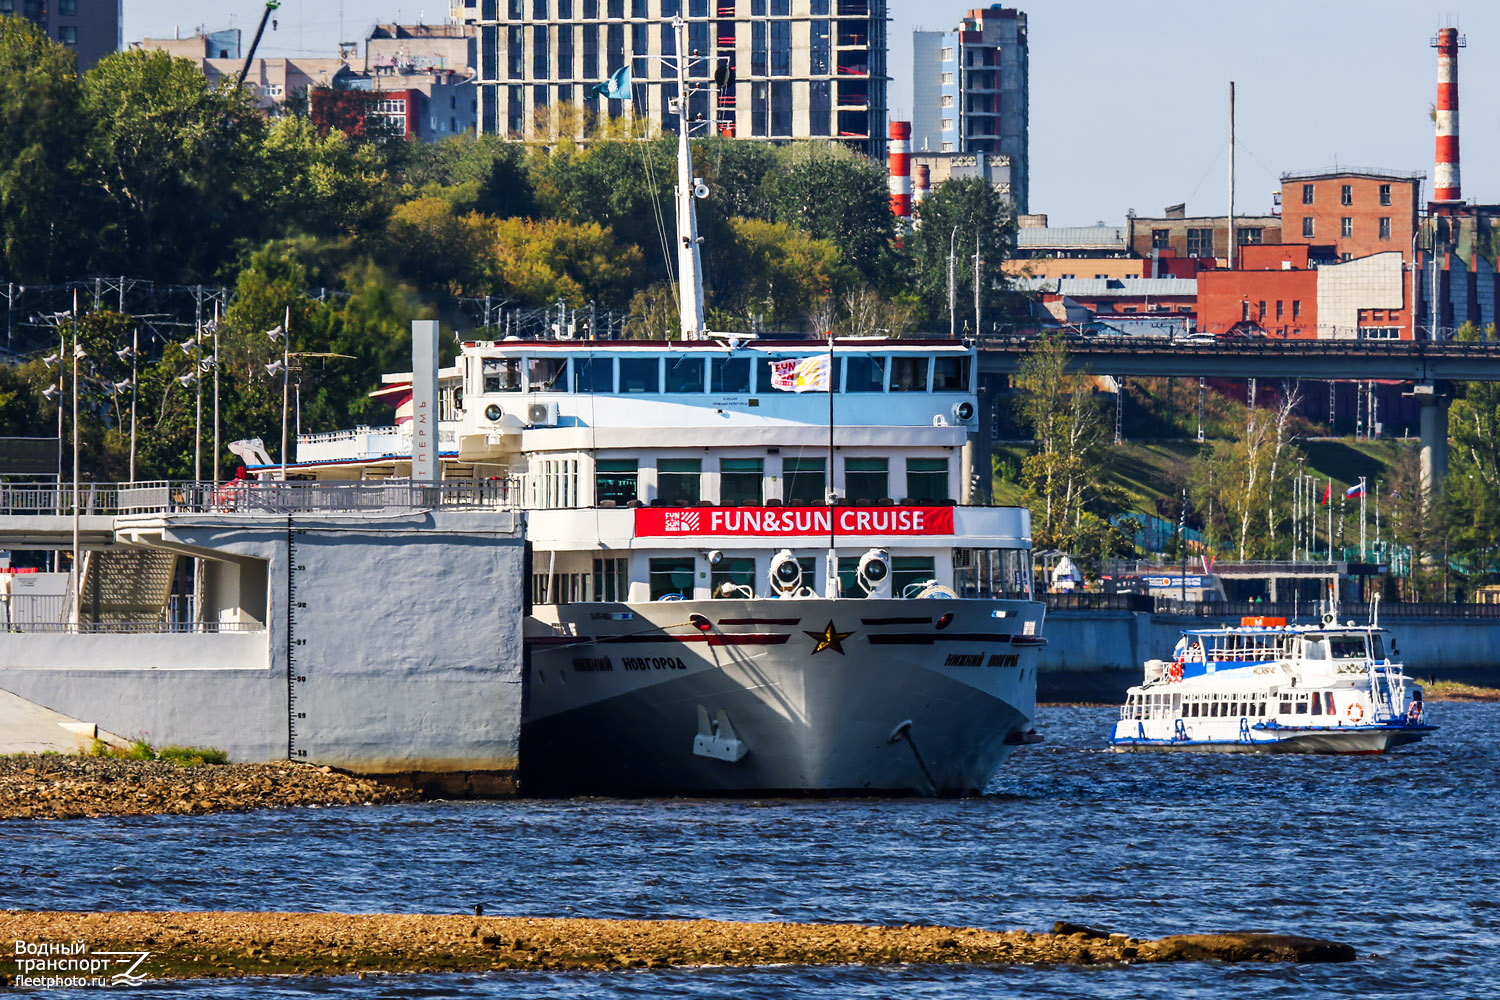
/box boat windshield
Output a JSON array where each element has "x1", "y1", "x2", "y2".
[
  {"x1": 1371, "y1": 634, "x2": 1386, "y2": 660},
  {"x1": 1328, "y1": 635, "x2": 1368, "y2": 659}
]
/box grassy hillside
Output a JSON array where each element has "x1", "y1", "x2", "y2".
[{"x1": 992, "y1": 437, "x2": 1407, "y2": 516}]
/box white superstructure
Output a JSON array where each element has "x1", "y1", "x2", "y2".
[{"x1": 1110, "y1": 614, "x2": 1436, "y2": 755}]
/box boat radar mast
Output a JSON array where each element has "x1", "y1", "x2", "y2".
[{"x1": 672, "y1": 16, "x2": 708, "y2": 341}]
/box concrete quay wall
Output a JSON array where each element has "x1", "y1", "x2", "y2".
[
  {"x1": 0, "y1": 510, "x2": 526, "y2": 792},
  {"x1": 1039, "y1": 609, "x2": 1500, "y2": 676}
]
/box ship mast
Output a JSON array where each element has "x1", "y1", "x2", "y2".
[{"x1": 673, "y1": 16, "x2": 706, "y2": 341}]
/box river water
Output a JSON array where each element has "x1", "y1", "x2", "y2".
[{"x1": 3, "y1": 703, "x2": 1496, "y2": 999}]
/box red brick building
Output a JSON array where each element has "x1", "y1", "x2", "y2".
[
  {"x1": 1279, "y1": 168, "x2": 1423, "y2": 263},
  {"x1": 1198, "y1": 246, "x2": 1411, "y2": 340}
]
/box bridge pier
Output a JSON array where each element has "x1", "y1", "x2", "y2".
[{"x1": 1415, "y1": 382, "x2": 1450, "y2": 496}]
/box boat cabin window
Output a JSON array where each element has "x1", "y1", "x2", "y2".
[
  {"x1": 720, "y1": 458, "x2": 764, "y2": 505},
  {"x1": 784, "y1": 457, "x2": 826, "y2": 505},
  {"x1": 528, "y1": 357, "x2": 567, "y2": 391},
  {"x1": 1279, "y1": 697, "x2": 1292, "y2": 714},
  {"x1": 893, "y1": 556, "x2": 937, "y2": 597},
  {"x1": 711, "y1": 356, "x2": 751, "y2": 393},
  {"x1": 932, "y1": 356, "x2": 971, "y2": 392},
  {"x1": 574, "y1": 357, "x2": 614, "y2": 393},
  {"x1": 596, "y1": 459, "x2": 638, "y2": 505},
  {"x1": 1328, "y1": 635, "x2": 1367, "y2": 659},
  {"x1": 1323, "y1": 691, "x2": 1335, "y2": 714},
  {"x1": 845, "y1": 457, "x2": 889, "y2": 502},
  {"x1": 711, "y1": 557, "x2": 756, "y2": 598},
  {"x1": 483, "y1": 357, "x2": 522, "y2": 393},
  {"x1": 907, "y1": 458, "x2": 950, "y2": 502},
  {"x1": 593, "y1": 556, "x2": 628, "y2": 601},
  {"x1": 889, "y1": 356, "x2": 929, "y2": 392},
  {"x1": 665, "y1": 356, "x2": 706, "y2": 393},
  {"x1": 657, "y1": 458, "x2": 702, "y2": 504},
  {"x1": 648, "y1": 557, "x2": 694, "y2": 600},
  {"x1": 1294, "y1": 695, "x2": 1309, "y2": 715},
  {"x1": 953, "y1": 548, "x2": 1032, "y2": 599},
  {"x1": 1370, "y1": 635, "x2": 1386, "y2": 661},
  {"x1": 845, "y1": 355, "x2": 886, "y2": 392},
  {"x1": 1302, "y1": 638, "x2": 1326, "y2": 661},
  {"x1": 619, "y1": 357, "x2": 661, "y2": 394}
]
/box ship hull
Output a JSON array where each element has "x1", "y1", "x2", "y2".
[
  {"x1": 521, "y1": 597, "x2": 1044, "y2": 796},
  {"x1": 1110, "y1": 724, "x2": 1436, "y2": 754}
]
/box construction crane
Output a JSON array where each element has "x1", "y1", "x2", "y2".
[{"x1": 236, "y1": 1, "x2": 282, "y2": 89}]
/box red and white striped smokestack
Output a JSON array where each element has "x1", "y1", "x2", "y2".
[
  {"x1": 888, "y1": 121, "x2": 912, "y2": 219},
  {"x1": 1432, "y1": 27, "x2": 1465, "y2": 202},
  {"x1": 913, "y1": 163, "x2": 931, "y2": 217}
]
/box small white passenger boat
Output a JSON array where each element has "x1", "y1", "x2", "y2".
[{"x1": 1109, "y1": 613, "x2": 1436, "y2": 754}]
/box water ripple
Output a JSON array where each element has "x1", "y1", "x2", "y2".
[{"x1": 1, "y1": 703, "x2": 1495, "y2": 999}]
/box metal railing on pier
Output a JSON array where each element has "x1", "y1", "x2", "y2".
[
  {"x1": 0, "y1": 479, "x2": 520, "y2": 516},
  {"x1": 1, "y1": 620, "x2": 263, "y2": 634},
  {"x1": 1046, "y1": 593, "x2": 1500, "y2": 621}
]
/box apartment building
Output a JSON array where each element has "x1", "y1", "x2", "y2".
[
  {"x1": 456, "y1": 0, "x2": 888, "y2": 158},
  {"x1": 911, "y1": 5, "x2": 1027, "y2": 211},
  {"x1": 1, "y1": 0, "x2": 119, "y2": 69}
]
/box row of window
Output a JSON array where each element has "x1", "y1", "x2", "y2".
[
  {"x1": 1149, "y1": 228, "x2": 1266, "y2": 254},
  {"x1": 648, "y1": 554, "x2": 936, "y2": 601},
  {"x1": 478, "y1": 354, "x2": 972, "y2": 395},
  {"x1": 483, "y1": 0, "x2": 812, "y2": 18},
  {"x1": 1242, "y1": 300, "x2": 1304, "y2": 322},
  {"x1": 595, "y1": 455, "x2": 951, "y2": 506},
  {"x1": 1121, "y1": 689, "x2": 1343, "y2": 721},
  {"x1": 1301, "y1": 182, "x2": 1395, "y2": 207},
  {"x1": 1298, "y1": 216, "x2": 1394, "y2": 240}
]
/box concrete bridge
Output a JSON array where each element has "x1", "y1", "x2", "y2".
[{"x1": 974, "y1": 336, "x2": 1489, "y2": 493}]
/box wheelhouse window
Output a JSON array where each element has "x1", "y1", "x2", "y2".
[
  {"x1": 844, "y1": 457, "x2": 889, "y2": 502},
  {"x1": 483, "y1": 357, "x2": 522, "y2": 392},
  {"x1": 711, "y1": 357, "x2": 751, "y2": 393},
  {"x1": 619, "y1": 357, "x2": 661, "y2": 393},
  {"x1": 657, "y1": 458, "x2": 702, "y2": 504},
  {"x1": 906, "y1": 458, "x2": 949, "y2": 501},
  {"x1": 710, "y1": 557, "x2": 756, "y2": 598},
  {"x1": 893, "y1": 556, "x2": 937, "y2": 597},
  {"x1": 783, "y1": 457, "x2": 825, "y2": 504},
  {"x1": 1328, "y1": 635, "x2": 1367, "y2": 659},
  {"x1": 844, "y1": 355, "x2": 885, "y2": 392},
  {"x1": 665, "y1": 356, "x2": 706, "y2": 393},
  {"x1": 528, "y1": 357, "x2": 567, "y2": 391},
  {"x1": 953, "y1": 548, "x2": 1031, "y2": 598},
  {"x1": 720, "y1": 458, "x2": 763, "y2": 505},
  {"x1": 574, "y1": 357, "x2": 614, "y2": 393},
  {"x1": 932, "y1": 356, "x2": 970, "y2": 392},
  {"x1": 595, "y1": 459, "x2": 638, "y2": 505},
  {"x1": 648, "y1": 557, "x2": 694, "y2": 600},
  {"x1": 889, "y1": 356, "x2": 929, "y2": 392}
]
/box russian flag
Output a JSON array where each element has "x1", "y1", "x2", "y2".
[{"x1": 1345, "y1": 483, "x2": 1365, "y2": 499}]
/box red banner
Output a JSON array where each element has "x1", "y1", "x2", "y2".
[{"x1": 634, "y1": 505, "x2": 955, "y2": 537}]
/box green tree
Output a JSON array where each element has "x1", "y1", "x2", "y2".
[
  {"x1": 1012, "y1": 333, "x2": 1124, "y2": 560},
  {"x1": 81, "y1": 49, "x2": 267, "y2": 279},
  {"x1": 763, "y1": 142, "x2": 894, "y2": 286},
  {"x1": 911, "y1": 176, "x2": 1017, "y2": 330},
  {"x1": 257, "y1": 116, "x2": 393, "y2": 240},
  {"x1": 0, "y1": 18, "x2": 88, "y2": 280},
  {"x1": 710, "y1": 218, "x2": 850, "y2": 331}
]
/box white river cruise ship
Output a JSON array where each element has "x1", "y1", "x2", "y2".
[
  {"x1": 266, "y1": 16, "x2": 1045, "y2": 794},
  {"x1": 286, "y1": 336, "x2": 1045, "y2": 794}
]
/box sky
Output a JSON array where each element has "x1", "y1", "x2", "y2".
[{"x1": 125, "y1": 1, "x2": 1500, "y2": 226}]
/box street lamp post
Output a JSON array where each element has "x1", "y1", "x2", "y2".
[
  {"x1": 266, "y1": 307, "x2": 291, "y2": 481},
  {"x1": 212, "y1": 305, "x2": 221, "y2": 484},
  {"x1": 70, "y1": 291, "x2": 82, "y2": 627},
  {"x1": 948, "y1": 226, "x2": 959, "y2": 339}
]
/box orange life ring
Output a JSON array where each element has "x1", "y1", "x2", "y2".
[
  {"x1": 1407, "y1": 700, "x2": 1423, "y2": 724},
  {"x1": 1345, "y1": 701, "x2": 1366, "y2": 724},
  {"x1": 1169, "y1": 657, "x2": 1184, "y2": 682}
]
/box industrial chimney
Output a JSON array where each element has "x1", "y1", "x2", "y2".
[
  {"x1": 913, "y1": 164, "x2": 931, "y2": 225},
  {"x1": 1432, "y1": 27, "x2": 1466, "y2": 202},
  {"x1": 888, "y1": 121, "x2": 912, "y2": 220}
]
